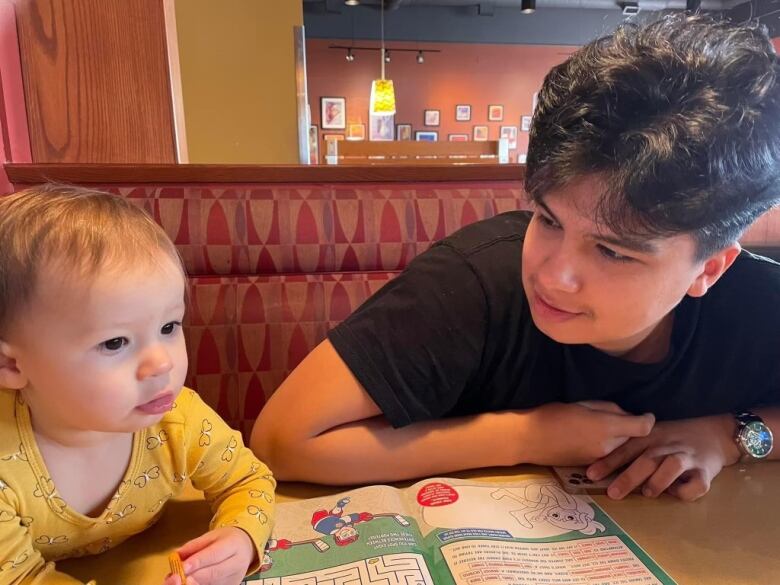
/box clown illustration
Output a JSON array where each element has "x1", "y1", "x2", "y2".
[
  {"x1": 259, "y1": 537, "x2": 293, "y2": 572},
  {"x1": 310, "y1": 497, "x2": 374, "y2": 546}
]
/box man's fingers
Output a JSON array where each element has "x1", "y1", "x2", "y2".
[
  {"x1": 605, "y1": 450, "x2": 663, "y2": 499},
  {"x1": 610, "y1": 412, "x2": 655, "y2": 438},
  {"x1": 667, "y1": 471, "x2": 711, "y2": 502},
  {"x1": 577, "y1": 401, "x2": 627, "y2": 415},
  {"x1": 587, "y1": 439, "x2": 645, "y2": 481},
  {"x1": 642, "y1": 452, "x2": 693, "y2": 497}
]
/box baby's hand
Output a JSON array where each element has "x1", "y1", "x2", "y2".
[{"x1": 164, "y1": 526, "x2": 255, "y2": 585}]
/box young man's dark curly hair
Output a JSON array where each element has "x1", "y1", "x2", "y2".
[{"x1": 526, "y1": 13, "x2": 780, "y2": 260}]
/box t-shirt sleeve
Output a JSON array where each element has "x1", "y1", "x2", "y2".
[
  {"x1": 328, "y1": 243, "x2": 488, "y2": 427},
  {"x1": 181, "y1": 391, "x2": 276, "y2": 575}
]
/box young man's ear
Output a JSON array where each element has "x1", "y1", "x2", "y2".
[
  {"x1": 687, "y1": 243, "x2": 742, "y2": 298},
  {"x1": 0, "y1": 340, "x2": 27, "y2": 390}
]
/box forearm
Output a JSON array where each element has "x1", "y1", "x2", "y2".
[{"x1": 267, "y1": 410, "x2": 531, "y2": 484}]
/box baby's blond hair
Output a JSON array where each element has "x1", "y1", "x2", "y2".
[{"x1": 0, "y1": 184, "x2": 185, "y2": 335}]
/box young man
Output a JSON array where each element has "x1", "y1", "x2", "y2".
[{"x1": 251, "y1": 14, "x2": 780, "y2": 501}]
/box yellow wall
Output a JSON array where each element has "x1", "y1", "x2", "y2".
[{"x1": 174, "y1": 1, "x2": 303, "y2": 163}]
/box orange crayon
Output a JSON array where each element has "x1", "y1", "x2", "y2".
[{"x1": 168, "y1": 551, "x2": 186, "y2": 583}]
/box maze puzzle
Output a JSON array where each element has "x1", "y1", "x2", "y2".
[{"x1": 248, "y1": 552, "x2": 434, "y2": 585}]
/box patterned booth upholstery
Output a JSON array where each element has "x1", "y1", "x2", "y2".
[
  {"x1": 95, "y1": 181, "x2": 530, "y2": 439},
  {"x1": 6, "y1": 173, "x2": 779, "y2": 439}
]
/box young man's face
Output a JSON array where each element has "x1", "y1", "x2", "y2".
[
  {"x1": 521, "y1": 177, "x2": 730, "y2": 356},
  {"x1": 1, "y1": 253, "x2": 188, "y2": 438}
]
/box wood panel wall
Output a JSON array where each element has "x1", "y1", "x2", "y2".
[{"x1": 14, "y1": 0, "x2": 176, "y2": 163}]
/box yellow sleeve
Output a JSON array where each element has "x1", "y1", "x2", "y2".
[
  {"x1": 0, "y1": 495, "x2": 94, "y2": 585},
  {"x1": 181, "y1": 391, "x2": 275, "y2": 575}
]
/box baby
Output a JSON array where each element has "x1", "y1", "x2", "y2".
[{"x1": 0, "y1": 185, "x2": 275, "y2": 585}]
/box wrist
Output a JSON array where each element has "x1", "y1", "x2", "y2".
[
  {"x1": 716, "y1": 414, "x2": 741, "y2": 466},
  {"x1": 228, "y1": 526, "x2": 257, "y2": 568},
  {"x1": 507, "y1": 409, "x2": 542, "y2": 466}
]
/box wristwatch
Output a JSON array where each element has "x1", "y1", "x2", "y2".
[{"x1": 734, "y1": 411, "x2": 773, "y2": 461}]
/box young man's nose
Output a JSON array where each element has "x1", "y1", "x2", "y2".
[
  {"x1": 137, "y1": 345, "x2": 174, "y2": 379},
  {"x1": 538, "y1": 251, "x2": 582, "y2": 294}
]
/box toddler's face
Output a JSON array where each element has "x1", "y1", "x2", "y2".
[{"x1": 7, "y1": 253, "x2": 188, "y2": 434}]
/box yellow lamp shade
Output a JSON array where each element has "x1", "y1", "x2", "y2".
[{"x1": 370, "y1": 79, "x2": 396, "y2": 115}]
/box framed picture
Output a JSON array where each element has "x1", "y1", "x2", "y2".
[
  {"x1": 308, "y1": 125, "x2": 319, "y2": 164},
  {"x1": 347, "y1": 123, "x2": 365, "y2": 141},
  {"x1": 500, "y1": 125, "x2": 518, "y2": 149},
  {"x1": 473, "y1": 125, "x2": 488, "y2": 141},
  {"x1": 415, "y1": 131, "x2": 438, "y2": 142},
  {"x1": 488, "y1": 104, "x2": 504, "y2": 122},
  {"x1": 323, "y1": 133, "x2": 344, "y2": 142},
  {"x1": 424, "y1": 109, "x2": 440, "y2": 126},
  {"x1": 455, "y1": 104, "x2": 471, "y2": 121},
  {"x1": 521, "y1": 115, "x2": 533, "y2": 132},
  {"x1": 369, "y1": 114, "x2": 394, "y2": 141},
  {"x1": 321, "y1": 96, "x2": 346, "y2": 129},
  {"x1": 448, "y1": 134, "x2": 469, "y2": 142},
  {"x1": 396, "y1": 123, "x2": 413, "y2": 141}
]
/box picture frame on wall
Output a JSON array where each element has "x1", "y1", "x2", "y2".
[
  {"x1": 323, "y1": 133, "x2": 344, "y2": 142},
  {"x1": 473, "y1": 125, "x2": 488, "y2": 141},
  {"x1": 455, "y1": 104, "x2": 471, "y2": 121},
  {"x1": 396, "y1": 123, "x2": 413, "y2": 141},
  {"x1": 448, "y1": 134, "x2": 469, "y2": 142},
  {"x1": 415, "y1": 131, "x2": 438, "y2": 141},
  {"x1": 500, "y1": 125, "x2": 518, "y2": 149},
  {"x1": 347, "y1": 123, "x2": 366, "y2": 141},
  {"x1": 488, "y1": 104, "x2": 504, "y2": 121},
  {"x1": 521, "y1": 115, "x2": 533, "y2": 132},
  {"x1": 370, "y1": 114, "x2": 394, "y2": 141},
  {"x1": 424, "y1": 109, "x2": 440, "y2": 126},
  {"x1": 321, "y1": 97, "x2": 346, "y2": 129}
]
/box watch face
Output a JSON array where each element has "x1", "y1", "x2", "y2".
[{"x1": 739, "y1": 421, "x2": 774, "y2": 458}]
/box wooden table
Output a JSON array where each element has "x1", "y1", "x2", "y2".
[{"x1": 58, "y1": 463, "x2": 780, "y2": 584}]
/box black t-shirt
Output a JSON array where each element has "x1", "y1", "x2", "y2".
[{"x1": 328, "y1": 211, "x2": 780, "y2": 428}]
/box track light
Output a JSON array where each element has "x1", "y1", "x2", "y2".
[
  {"x1": 384, "y1": 50, "x2": 391, "y2": 63},
  {"x1": 346, "y1": 49, "x2": 355, "y2": 62},
  {"x1": 416, "y1": 51, "x2": 424, "y2": 64},
  {"x1": 344, "y1": 0, "x2": 360, "y2": 5},
  {"x1": 521, "y1": 0, "x2": 535, "y2": 13}
]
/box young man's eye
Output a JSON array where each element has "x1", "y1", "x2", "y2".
[
  {"x1": 597, "y1": 244, "x2": 633, "y2": 263},
  {"x1": 537, "y1": 214, "x2": 560, "y2": 229},
  {"x1": 161, "y1": 321, "x2": 182, "y2": 335},
  {"x1": 100, "y1": 337, "x2": 128, "y2": 352}
]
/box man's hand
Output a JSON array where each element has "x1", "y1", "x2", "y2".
[
  {"x1": 524, "y1": 401, "x2": 655, "y2": 466},
  {"x1": 163, "y1": 527, "x2": 256, "y2": 585},
  {"x1": 586, "y1": 415, "x2": 740, "y2": 501}
]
